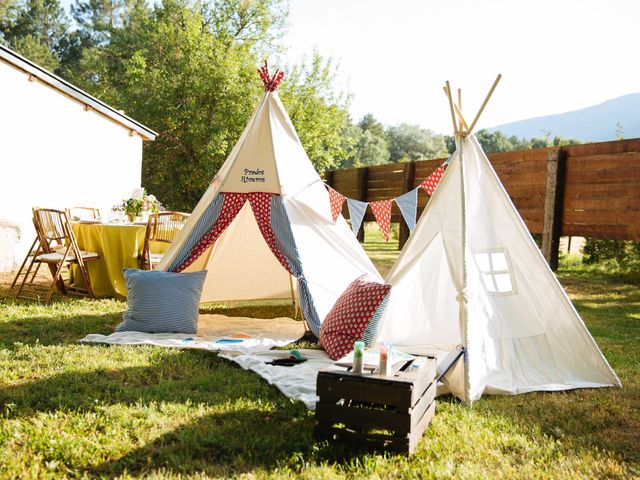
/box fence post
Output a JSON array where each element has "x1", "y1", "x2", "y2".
[
  {"x1": 324, "y1": 170, "x2": 334, "y2": 188},
  {"x1": 398, "y1": 161, "x2": 416, "y2": 249},
  {"x1": 356, "y1": 167, "x2": 369, "y2": 242},
  {"x1": 541, "y1": 148, "x2": 567, "y2": 271}
]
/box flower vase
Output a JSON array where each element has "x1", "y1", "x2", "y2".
[{"x1": 127, "y1": 212, "x2": 136, "y2": 223}]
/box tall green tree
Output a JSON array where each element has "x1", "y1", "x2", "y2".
[
  {"x1": 336, "y1": 113, "x2": 389, "y2": 168},
  {"x1": 2, "y1": 0, "x2": 71, "y2": 71},
  {"x1": 386, "y1": 123, "x2": 448, "y2": 162},
  {"x1": 279, "y1": 52, "x2": 354, "y2": 173},
  {"x1": 77, "y1": 0, "x2": 287, "y2": 210},
  {"x1": 466, "y1": 129, "x2": 583, "y2": 154},
  {"x1": 73, "y1": 0, "x2": 353, "y2": 211},
  {"x1": 358, "y1": 113, "x2": 384, "y2": 138},
  {"x1": 71, "y1": 0, "x2": 148, "y2": 47}
]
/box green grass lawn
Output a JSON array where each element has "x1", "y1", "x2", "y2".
[{"x1": 1, "y1": 230, "x2": 638, "y2": 479}]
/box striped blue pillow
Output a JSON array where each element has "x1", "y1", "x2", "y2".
[{"x1": 116, "y1": 269, "x2": 207, "y2": 334}]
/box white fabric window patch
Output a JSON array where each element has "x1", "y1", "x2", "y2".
[{"x1": 474, "y1": 250, "x2": 515, "y2": 295}]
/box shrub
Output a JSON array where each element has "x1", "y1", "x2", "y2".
[{"x1": 583, "y1": 239, "x2": 640, "y2": 271}]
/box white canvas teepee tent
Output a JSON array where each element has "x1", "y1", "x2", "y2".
[
  {"x1": 376, "y1": 78, "x2": 620, "y2": 403},
  {"x1": 157, "y1": 64, "x2": 381, "y2": 336}
]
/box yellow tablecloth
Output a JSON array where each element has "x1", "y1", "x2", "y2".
[{"x1": 71, "y1": 223, "x2": 169, "y2": 298}]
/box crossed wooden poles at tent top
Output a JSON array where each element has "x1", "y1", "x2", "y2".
[{"x1": 443, "y1": 74, "x2": 502, "y2": 137}]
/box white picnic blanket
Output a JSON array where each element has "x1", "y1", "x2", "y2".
[
  {"x1": 79, "y1": 314, "x2": 306, "y2": 353},
  {"x1": 219, "y1": 349, "x2": 334, "y2": 410}
]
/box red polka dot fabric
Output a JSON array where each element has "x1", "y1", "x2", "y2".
[
  {"x1": 174, "y1": 193, "x2": 247, "y2": 272},
  {"x1": 247, "y1": 192, "x2": 292, "y2": 274},
  {"x1": 327, "y1": 186, "x2": 345, "y2": 223},
  {"x1": 370, "y1": 200, "x2": 393, "y2": 242},
  {"x1": 320, "y1": 275, "x2": 392, "y2": 361},
  {"x1": 420, "y1": 164, "x2": 446, "y2": 196},
  {"x1": 174, "y1": 192, "x2": 294, "y2": 275}
]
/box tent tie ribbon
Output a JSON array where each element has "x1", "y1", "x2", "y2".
[{"x1": 456, "y1": 290, "x2": 469, "y2": 304}]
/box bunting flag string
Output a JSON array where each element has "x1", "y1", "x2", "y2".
[
  {"x1": 370, "y1": 200, "x2": 393, "y2": 241},
  {"x1": 346, "y1": 198, "x2": 368, "y2": 235},
  {"x1": 325, "y1": 162, "x2": 446, "y2": 241},
  {"x1": 327, "y1": 186, "x2": 346, "y2": 223},
  {"x1": 420, "y1": 165, "x2": 445, "y2": 196},
  {"x1": 395, "y1": 187, "x2": 419, "y2": 232}
]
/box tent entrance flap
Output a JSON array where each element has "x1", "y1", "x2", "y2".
[{"x1": 184, "y1": 202, "x2": 295, "y2": 303}]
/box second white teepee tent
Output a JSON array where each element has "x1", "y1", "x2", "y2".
[
  {"x1": 375, "y1": 78, "x2": 620, "y2": 403},
  {"x1": 157, "y1": 65, "x2": 381, "y2": 335}
]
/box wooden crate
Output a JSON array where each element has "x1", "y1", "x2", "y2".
[{"x1": 314, "y1": 357, "x2": 437, "y2": 455}]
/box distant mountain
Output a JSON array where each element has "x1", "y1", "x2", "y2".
[{"x1": 489, "y1": 93, "x2": 640, "y2": 142}]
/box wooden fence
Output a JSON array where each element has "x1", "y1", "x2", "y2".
[{"x1": 324, "y1": 138, "x2": 640, "y2": 270}]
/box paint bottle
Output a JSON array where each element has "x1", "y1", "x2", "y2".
[
  {"x1": 353, "y1": 341, "x2": 365, "y2": 375},
  {"x1": 379, "y1": 342, "x2": 391, "y2": 376}
]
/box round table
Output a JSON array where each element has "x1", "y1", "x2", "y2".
[{"x1": 71, "y1": 222, "x2": 169, "y2": 297}]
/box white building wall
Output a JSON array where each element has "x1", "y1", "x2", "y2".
[{"x1": 0, "y1": 60, "x2": 144, "y2": 272}]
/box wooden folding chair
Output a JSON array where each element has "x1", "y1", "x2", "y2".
[
  {"x1": 16, "y1": 208, "x2": 99, "y2": 302},
  {"x1": 66, "y1": 207, "x2": 101, "y2": 221},
  {"x1": 140, "y1": 211, "x2": 190, "y2": 270},
  {"x1": 10, "y1": 215, "x2": 44, "y2": 290}
]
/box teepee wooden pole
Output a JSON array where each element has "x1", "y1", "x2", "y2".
[
  {"x1": 444, "y1": 82, "x2": 459, "y2": 135},
  {"x1": 468, "y1": 74, "x2": 502, "y2": 133},
  {"x1": 457, "y1": 88, "x2": 463, "y2": 133},
  {"x1": 454, "y1": 102, "x2": 470, "y2": 132}
]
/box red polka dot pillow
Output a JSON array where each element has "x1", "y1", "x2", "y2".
[{"x1": 320, "y1": 274, "x2": 392, "y2": 360}]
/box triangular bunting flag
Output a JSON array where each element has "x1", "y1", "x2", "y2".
[
  {"x1": 420, "y1": 164, "x2": 446, "y2": 196},
  {"x1": 346, "y1": 198, "x2": 368, "y2": 236},
  {"x1": 370, "y1": 200, "x2": 393, "y2": 241},
  {"x1": 395, "y1": 187, "x2": 419, "y2": 231},
  {"x1": 327, "y1": 186, "x2": 345, "y2": 222}
]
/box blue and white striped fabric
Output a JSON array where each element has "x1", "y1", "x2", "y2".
[
  {"x1": 168, "y1": 193, "x2": 225, "y2": 271},
  {"x1": 270, "y1": 195, "x2": 322, "y2": 336},
  {"x1": 361, "y1": 294, "x2": 390, "y2": 346},
  {"x1": 117, "y1": 269, "x2": 207, "y2": 333}
]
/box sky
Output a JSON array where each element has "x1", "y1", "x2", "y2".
[{"x1": 60, "y1": 0, "x2": 640, "y2": 134}]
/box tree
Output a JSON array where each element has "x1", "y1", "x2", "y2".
[
  {"x1": 0, "y1": 1, "x2": 18, "y2": 42},
  {"x1": 358, "y1": 113, "x2": 384, "y2": 137},
  {"x1": 475, "y1": 129, "x2": 520, "y2": 153},
  {"x1": 76, "y1": 0, "x2": 287, "y2": 210},
  {"x1": 336, "y1": 113, "x2": 390, "y2": 168},
  {"x1": 279, "y1": 52, "x2": 354, "y2": 174},
  {"x1": 386, "y1": 123, "x2": 448, "y2": 162},
  {"x1": 2, "y1": 0, "x2": 71, "y2": 71},
  {"x1": 71, "y1": 0, "x2": 149, "y2": 48},
  {"x1": 355, "y1": 129, "x2": 390, "y2": 166},
  {"x1": 72, "y1": 0, "x2": 350, "y2": 210}
]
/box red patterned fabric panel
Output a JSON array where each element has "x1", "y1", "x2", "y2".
[
  {"x1": 370, "y1": 200, "x2": 392, "y2": 242},
  {"x1": 174, "y1": 193, "x2": 247, "y2": 272},
  {"x1": 420, "y1": 164, "x2": 445, "y2": 196},
  {"x1": 327, "y1": 186, "x2": 345, "y2": 223},
  {"x1": 320, "y1": 275, "x2": 392, "y2": 361},
  {"x1": 247, "y1": 192, "x2": 293, "y2": 274}
]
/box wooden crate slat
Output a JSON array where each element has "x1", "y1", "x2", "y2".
[
  {"x1": 408, "y1": 402, "x2": 436, "y2": 454},
  {"x1": 317, "y1": 375, "x2": 412, "y2": 409},
  {"x1": 314, "y1": 424, "x2": 411, "y2": 453},
  {"x1": 316, "y1": 401, "x2": 412, "y2": 434},
  {"x1": 410, "y1": 382, "x2": 437, "y2": 424}
]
